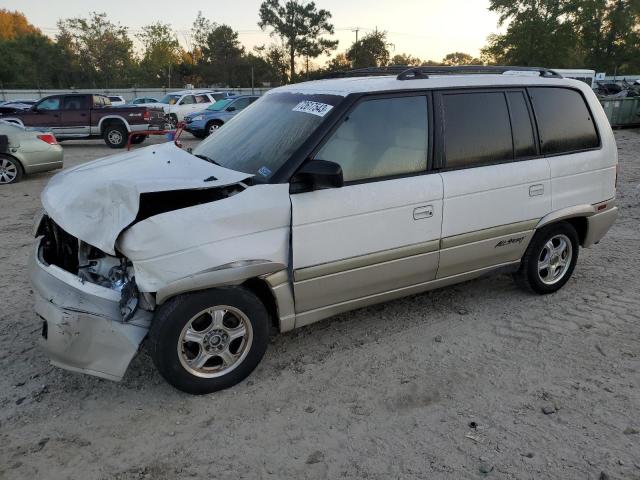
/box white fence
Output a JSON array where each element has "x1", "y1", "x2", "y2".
[{"x1": 0, "y1": 87, "x2": 273, "y2": 102}]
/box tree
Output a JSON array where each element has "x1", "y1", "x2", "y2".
[
  {"x1": 137, "y1": 22, "x2": 181, "y2": 87},
  {"x1": 57, "y1": 12, "x2": 134, "y2": 87},
  {"x1": 571, "y1": 0, "x2": 640, "y2": 73},
  {"x1": 191, "y1": 11, "x2": 215, "y2": 62},
  {"x1": 325, "y1": 52, "x2": 351, "y2": 71},
  {"x1": 254, "y1": 43, "x2": 290, "y2": 84},
  {"x1": 442, "y1": 52, "x2": 481, "y2": 65},
  {"x1": 346, "y1": 30, "x2": 391, "y2": 68},
  {"x1": 0, "y1": 9, "x2": 40, "y2": 40},
  {"x1": 481, "y1": 0, "x2": 578, "y2": 67},
  {"x1": 258, "y1": 0, "x2": 337, "y2": 82},
  {"x1": 0, "y1": 33, "x2": 67, "y2": 88},
  {"x1": 390, "y1": 53, "x2": 422, "y2": 66},
  {"x1": 202, "y1": 25, "x2": 245, "y2": 86}
]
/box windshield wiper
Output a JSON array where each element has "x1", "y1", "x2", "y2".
[{"x1": 194, "y1": 154, "x2": 221, "y2": 166}]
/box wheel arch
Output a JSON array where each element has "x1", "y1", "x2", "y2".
[
  {"x1": 535, "y1": 205, "x2": 595, "y2": 247},
  {"x1": 99, "y1": 116, "x2": 131, "y2": 135}
]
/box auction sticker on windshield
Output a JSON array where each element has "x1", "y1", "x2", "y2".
[{"x1": 292, "y1": 101, "x2": 333, "y2": 117}]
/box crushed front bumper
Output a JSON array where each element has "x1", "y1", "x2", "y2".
[{"x1": 29, "y1": 238, "x2": 152, "y2": 381}]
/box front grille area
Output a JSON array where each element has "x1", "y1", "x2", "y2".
[{"x1": 38, "y1": 216, "x2": 79, "y2": 274}]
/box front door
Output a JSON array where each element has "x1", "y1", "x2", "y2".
[
  {"x1": 21, "y1": 96, "x2": 62, "y2": 131},
  {"x1": 291, "y1": 94, "x2": 443, "y2": 326},
  {"x1": 435, "y1": 89, "x2": 552, "y2": 278}
]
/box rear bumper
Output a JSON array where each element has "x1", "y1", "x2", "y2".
[
  {"x1": 29, "y1": 238, "x2": 151, "y2": 381},
  {"x1": 584, "y1": 206, "x2": 618, "y2": 247}
]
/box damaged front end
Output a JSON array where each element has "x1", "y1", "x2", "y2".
[{"x1": 31, "y1": 215, "x2": 152, "y2": 381}]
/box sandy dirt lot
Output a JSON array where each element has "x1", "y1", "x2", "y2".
[{"x1": 0, "y1": 131, "x2": 638, "y2": 480}]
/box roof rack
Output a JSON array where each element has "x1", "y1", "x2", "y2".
[
  {"x1": 322, "y1": 65, "x2": 414, "y2": 79},
  {"x1": 396, "y1": 65, "x2": 563, "y2": 80}
]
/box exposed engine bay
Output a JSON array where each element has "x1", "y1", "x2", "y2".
[{"x1": 37, "y1": 215, "x2": 141, "y2": 321}]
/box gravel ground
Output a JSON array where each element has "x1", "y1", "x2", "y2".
[{"x1": 0, "y1": 131, "x2": 639, "y2": 480}]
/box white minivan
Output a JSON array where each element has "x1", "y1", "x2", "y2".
[{"x1": 31, "y1": 66, "x2": 618, "y2": 394}]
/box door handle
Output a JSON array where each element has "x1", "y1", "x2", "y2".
[
  {"x1": 413, "y1": 205, "x2": 434, "y2": 220},
  {"x1": 529, "y1": 184, "x2": 544, "y2": 197}
]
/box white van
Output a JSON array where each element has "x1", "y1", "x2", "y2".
[{"x1": 31, "y1": 66, "x2": 618, "y2": 394}]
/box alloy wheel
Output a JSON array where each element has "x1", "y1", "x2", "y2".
[
  {"x1": 177, "y1": 305, "x2": 253, "y2": 378},
  {"x1": 537, "y1": 234, "x2": 573, "y2": 285},
  {"x1": 0, "y1": 158, "x2": 18, "y2": 184}
]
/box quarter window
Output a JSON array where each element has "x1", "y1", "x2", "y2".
[
  {"x1": 316, "y1": 96, "x2": 428, "y2": 182},
  {"x1": 529, "y1": 87, "x2": 599, "y2": 154},
  {"x1": 442, "y1": 92, "x2": 513, "y2": 169}
]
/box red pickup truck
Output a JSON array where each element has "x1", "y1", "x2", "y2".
[{"x1": 0, "y1": 93, "x2": 166, "y2": 148}]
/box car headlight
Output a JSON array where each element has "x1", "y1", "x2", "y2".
[{"x1": 191, "y1": 115, "x2": 204, "y2": 121}]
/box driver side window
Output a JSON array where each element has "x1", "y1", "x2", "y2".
[
  {"x1": 38, "y1": 96, "x2": 62, "y2": 111},
  {"x1": 315, "y1": 96, "x2": 428, "y2": 182}
]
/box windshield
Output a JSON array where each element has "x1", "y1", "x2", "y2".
[
  {"x1": 160, "y1": 94, "x2": 180, "y2": 105},
  {"x1": 207, "y1": 99, "x2": 234, "y2": 111},
  {"x1": 193, "y1": 92, "x2": 343, "y2": 182}
]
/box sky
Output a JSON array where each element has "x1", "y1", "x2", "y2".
[{"x1": 3, "y1": 0, "x2": 502, "y2": 64}]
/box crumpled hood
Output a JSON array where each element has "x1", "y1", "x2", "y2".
[{"x1": 41, "y1": 142, "x2": 251, "y2": 255}]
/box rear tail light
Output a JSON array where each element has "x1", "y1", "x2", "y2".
[
  {"x1": 143, "y1": 110, "x2": 150, "y2": 121},
  {"x1": 37, "y1": 134, "x2": 58, "y2": 145}
]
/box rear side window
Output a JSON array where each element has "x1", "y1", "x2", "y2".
[
  {"x1": 442, "y1": 92, "x2": 512, "y2": 168},
  {"x1": 506, "y1": 91, "x2": 536, "y2": 158},
  {"x1": 316, "y1": 96, "x2": 428, "y2": 182},
  {"x1": 529, "y1": 87, "x2": 599, "y2": 155},
  {"x1": 64, "y1": 96, "x2": 89, "y2": 110}
]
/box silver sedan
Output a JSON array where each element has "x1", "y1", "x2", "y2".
[{"x1": 0, "y1": 121, "x2": 63, "y2": 184}]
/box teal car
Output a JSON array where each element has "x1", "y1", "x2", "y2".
[{"x1": 184, "y1": 95, "x2": 259, "y2": 138}]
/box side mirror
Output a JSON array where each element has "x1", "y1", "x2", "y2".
[
  {"x1": 226, "y1": 106, "x2": 236, "y2": 112},
  {"x1": 290, "y1": 159, "x2": 343, "y2": 194}
]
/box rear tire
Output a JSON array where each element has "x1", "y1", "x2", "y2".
[
  {"x1": 0, "y1": 155, "x2": 23, "y2": 184},
  {"x1": 130, "y1": 134, "x2": 146, "y2": 145},
  {"x1": 103, "y1": 123, "x2": 128, "y2": 148},
  {"x1": 514, "y1": 222, "x2": 579, "y2": 294},
  {"x1": 148, "y1": 287, "x2": 270, "y2": 394}
]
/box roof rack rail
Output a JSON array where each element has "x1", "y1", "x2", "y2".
[
  {"x1": 396, "y1": 65, "x2": 563, "y2": 80},
  {"x1": 322, "y1": 65, "x2": 413, "y2": 79}
]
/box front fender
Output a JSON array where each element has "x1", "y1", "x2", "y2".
[{"x1": 156, "y1": 261, "x2": 286, "y2": 305}]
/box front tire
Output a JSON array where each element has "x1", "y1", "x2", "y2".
[
  {"x1": 514, "y1": 221, "x2": 579, "y2": 294},
  {"x1": 148, "y1": 287, "x2": 270, "y2": 394},
  {"x1": 103, "y1": 123, "x2": 128, "y2": 148}
]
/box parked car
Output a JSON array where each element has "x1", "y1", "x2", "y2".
[
  {"x1": 31, "y1": 67, "x2": 618, "y2": 394},
  {"x1": 129, "y1": 97, "x2": 159, "y2": 106},
  {"x1": 184, "y1": 95, "x2": 259, "y2": 138},
  {"x1": 158, "y1": 90, "x2": 235, "y2": 125},
  {"x1": 107, "y1": 95, "x2": 126, "y2": 106},
  {"x1": 0, "y1": 93, "x2": 165, "y2": 148},
  {"x1": 0, "y1": 120, "x2": 62, "y2": 184}
]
